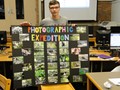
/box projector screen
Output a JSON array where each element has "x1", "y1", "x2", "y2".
[{"x1": 44, "y1": 0, "x2": 98, "y2": 21}]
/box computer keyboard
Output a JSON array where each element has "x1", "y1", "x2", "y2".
[{"x1": 89, "y1": 54, "x2": 98, "y2": 57}]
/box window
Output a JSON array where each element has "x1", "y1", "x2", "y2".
[
  {"x1": 16, "y1": 0, "x2": 24, "y2": 19},
  {"x1": 0, "y1": 0, "x2": 5, "y2": 19}
]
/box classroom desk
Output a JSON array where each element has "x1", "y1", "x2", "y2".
[
  {"x1": 89, "y1": 37, "x2": 96, "y2": 46},
  {"x1": 86, "y1": 72, "x2": 120, "y2": 90},
  {"x1": 89, "y1": 49, "x2": 119, "y2": 72},
  {"x1": 0, "y1": 43, "x2": 12, "y2": 61},
  {"x1": 0, "y1": 43, "x2": 12, "y2": 76},
  {"x1": 0, "y1": 43, "x2": 12, "y2": 62}
]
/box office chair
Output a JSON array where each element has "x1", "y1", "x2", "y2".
[
  {"x1": 111, "y1": 65, "x2": 120, "y2": 72},
  {"x1": 0, "y1": 74, "x2": 11, "y2": 90}
]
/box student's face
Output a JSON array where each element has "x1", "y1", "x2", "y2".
[{"x1": 49, "y1": 4, "x2": 60, "y2": 17}]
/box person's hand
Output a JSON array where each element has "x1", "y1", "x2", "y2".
[
  {"x1": 68, "y1": 23, "x2": 76, "y2": 27},
  {"x1": 116, "y1": 59, "x2": 120, "y2": 64},
  {"x1": 70, "y1": 24, "x2": 76, "y2": 26},
  {"x1": 118, "y1": 59, "x2": 120, "y2": 63}
]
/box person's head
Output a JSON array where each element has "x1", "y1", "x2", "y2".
[{"x1": 49, "y1": 0, "x2": 60, "y2": 19}]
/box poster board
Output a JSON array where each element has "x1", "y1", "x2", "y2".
[{"x1": 11, "y1": 25, "x2": 89, "y2": 89}]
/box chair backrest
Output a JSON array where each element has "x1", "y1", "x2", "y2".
[{"x1": 0, "y1": 74, "x2": 11, "y2": 90}]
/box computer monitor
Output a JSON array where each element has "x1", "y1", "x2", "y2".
[
  {"x1": 110, "y1": 26, "x2": 120, "y2": 56},
  {"x1": 0, "y1": 31, "x2": 7, "y2": 44},
  {"x1": 110, "y1": 26, "x2": 120, "y2": 49},
  {"x1": 110, "y1": 33, "x2": 120, "y2": 49},
  {"x1": 111, "y1": 26, "x2": 120, "y2": 33},
  {"x1": 96, "y1": 30, "x2": 111, "y2": 49}
]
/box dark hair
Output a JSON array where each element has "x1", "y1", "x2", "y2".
[{"x1": 49, "y1": 0, "x2": 60, "y2": 8}]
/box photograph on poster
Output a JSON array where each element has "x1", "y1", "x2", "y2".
[
  {"x1": 59, "y1": 55, "x2": 69, "y2": 62},
  {"x1": 22, "y1": 79, "x2": 32, "y2": 87},
  {"x1": 22, "y1": 63, "x2": 32, "y2": 71},
  {"x1": 47, "y1": 56, "x2": 57, "y2": 62},
  {"x1": 34, "y1": 56, "x2": 44, "y2": 63},
  {"x1": 19, "y1": 34, "x2": 29, "y2": 41},
  {"x1": 13, "y1": 56, "x2": 24, "y2": 64},
  {"x1": 78, "y1": 54, "x2": 88, "y2": 61},
  {"x1": 14, "y1": 72, "x2": 23, "y2": 80},
  {"x1": 70, "y1": 34, "x2": 80, "y2": 41},
  {"x1": 34, "y1": 49, "x2": 44, "y2": 56},
  {"x1": 78, "y1": 40, "x2": 87, "y2": 47},
  {"x1": 73, "y1": 75, "x2": 82, "y2": 82},
  {"x1": 71, "y1": 61, "x2": 81, "y2": 69},
  {"x1": 34, "y1": 42, "x2": 44, "y2": 49},
  {"x1": 13, "y1": 41, "x2": 23, "y2": 49},
  {"x1": 11, "y1": 26, "x2": 22, "y2": 34},
  {"x1": 21, "y1": 48, "x2": 31, "y2": 56},
  {"x1": 35, "y1": 70, "x2": 45, "y2": 84},
  {"x1": 34, "y1": 63, "x2": 45, "y2": 70},
  {"x1": 71, "y1": 48, "x2": 81, "y2": 55}
]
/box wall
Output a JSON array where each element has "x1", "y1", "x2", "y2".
[
  {"x1": 111, "y1": 0, "x2": 120, "y2": 22},
  {"x1": 98, "y1": 1, "x2": 112, "y2": 22}
]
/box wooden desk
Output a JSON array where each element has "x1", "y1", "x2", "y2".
[
  {"x1": 0, "y1": 43, "x2": 12, "y2": 62},
  {"x1": 86, "y1": 72, "x2": 120, "y2": 90},
  {"x1": 89, "y1": 49, "x2": 119, "y2": 72},
  {"x1": 89, "y1": 37, "x2": 96, "y2": 47},
  {"x1": 0, "y1": 43, "x2": 12, "y2": 76},
  {"x1": 90, "y1": 49, "x2": 119, "y2": 61}
]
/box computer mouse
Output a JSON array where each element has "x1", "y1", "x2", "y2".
[{"x1": 104, "y1": 81, "x2": 112, "y2": 89}]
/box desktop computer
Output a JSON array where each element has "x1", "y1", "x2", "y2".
[
  {"x1": 96, "y1": 29, "x2": 111, "y2": 50},
  {"x1": 0, "y1": 31, "x2": 7, "y2": 50},
  {"x1": 0, "y1": 31, "x2": 7, "y2": 44}
]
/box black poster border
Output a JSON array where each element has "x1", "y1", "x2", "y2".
[{"x1": 11, "y1": 25, "x2": 89, "y2": 89}]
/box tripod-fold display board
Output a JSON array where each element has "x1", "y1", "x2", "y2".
[{"x1": 11, "y1": 25, "x2": 89, "y2": 89}]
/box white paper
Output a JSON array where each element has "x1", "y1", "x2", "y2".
[{"x1": 109, "y1": 78, "x2": 120, "y2": 85}]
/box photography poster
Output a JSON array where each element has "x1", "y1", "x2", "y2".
[{"x1": 11, "y1": 25, "x2": 89, "y2": 89}]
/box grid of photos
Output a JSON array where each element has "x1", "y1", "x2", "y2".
[
  {"x1": 47, "y1": 42, "x2": 58, "y2": 83},
  {"x1": 59, "y1": 41, "x2": 70, "y2": 83},
  {"x1": 34, "y1": 41, "x2": 45, "y2": 84},
  {"x1": 12, "y1": 27, "x2": 33, "y2": 88},
  {"x1": 70, "y1": 26, "x2": 89, "y2": 83},
  {"x1": 11, "y1": 25, "x2": 89, "y2": 89}
]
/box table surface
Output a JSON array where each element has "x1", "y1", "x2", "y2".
[
  {"x1": 0, "y1": 43, "x2": 12, "y2": 62},
  {"x1": 89, "y1": 49, "x2": 119, "y2": 61},
  {"x1": 86, "y1": 72, "x2": 120, "y2": 90}
]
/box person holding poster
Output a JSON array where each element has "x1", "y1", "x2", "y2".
[
  {"x1": 40, "y1": 0, "x2": 68, "y2": 26},
  {"x1": 20, "y1": 0, "x2": 68, "y2": 26}
]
